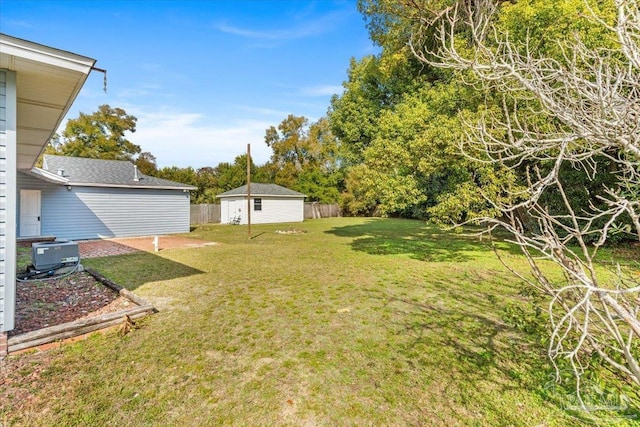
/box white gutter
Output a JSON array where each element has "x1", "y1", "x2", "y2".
[
  {"x1": 29, "y1": 167, "x2": 69, "y2": 184},
  {"x1": 67, "y1": 182, "x2": 195, "y2": 191},
  {"x1": 0, "y1": 34, "x2": 96, "y2": 73}
]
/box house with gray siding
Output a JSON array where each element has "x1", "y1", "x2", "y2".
[
  {"x1": 17, "y1": 155, "x2": 195, "y2": 240},
  {"x1": 217, "y1": 183, "x2": 306, "y2": 225},
  {"x1": 0, "y1": 34, "x2": 96, "y2": 355}
]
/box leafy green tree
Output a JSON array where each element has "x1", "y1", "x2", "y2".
[
  {"x1": 331, "y1": 5, "x2": 518, "y2": 220},
  {"x1": 331, "y1": 1, "x2": 498, "y2": 218},
  {"x1": 213, "y1": 161, "x2": 243, "y2": 193},
  {"x1": 337, "y1": 0, "x2": 614, "y2": 223},
  {"x1": 339, "y1": 79, "x2": 517, "y2": 220},
  {"x1": 294, "y1": 168, "x2": 342, "y2": 204},
  {"x1": 155, "y1": 166, "x2": 198, "y2": 187},
  {"x1": 265, "y1": 114, "x2": 343, "y2": 203},
  {"x1": 213, "y1": 154, "x2": 271, "y2": 193},
  {"x1": 307, "y1": 117, "x2": 343, "y2": 174},
  {"x1": 218, "y1": 155, "x2": 249, "y2": 191},
  {"x1": 45, "y1": 104, "x2": 140, "y2": 160},
  {"x1": 265, "y1": 115, "x2": 344, "y2": 202},
  {"x1": 135, "y1": 152, "x2": 157, "y2": 176},
  {"x1": 340, "y1": 164, "x2": 379, "y2": 216},
  {"x1": 151, "y1": 156, "x2": 270, "y2": 204},
  {"x1": 328, "y1": 57, "x2": 390, "y2": 164},
  {"x1": 191, "y1": 166, "x2": 218, "y2": 204},
  {"x1": 494, "y1": 0, "x2": 627, "y2": 241},
  {"x1": 265, "y1": 115, "x2": 316, "y2": 171},
  {"x1": 329, "y1": 1, "x2": 450, "y2": 166}
]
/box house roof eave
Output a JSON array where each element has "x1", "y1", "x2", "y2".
[
  {"x1": 20, "y1": 167, "x2": 69, "y2": 184},
  {"x1": 1, "y1": 33, "x2": 97, "y2": 170}
]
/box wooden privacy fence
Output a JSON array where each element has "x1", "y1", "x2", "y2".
[
  {"x1": 304, "y1": 203, "x2": 340, "y2": 219},
  {"x1": 190, "y1": 203, "x2": 340, "y2": 224},
  {"x1": 190, "y1": 204, "x2": 221, "y2": 225}
]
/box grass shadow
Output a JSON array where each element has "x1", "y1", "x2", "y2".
[
  {"x1": 387, "y1": 293, "x2": 518, "y2": 377},
  {"x1": 373, "y1": 278, "x2": 554, "y2": 416},
  {"x1": 83, "y1": 251, "x2": 205, "y2": 291},
  {"x1": 377, "y1": 276, "x2": 640, "y2": 424},
  {"x1": 325, "y1": 218, "x2": 521, "y2": 262}
]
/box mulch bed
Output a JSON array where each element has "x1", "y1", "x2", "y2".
[
  {"x1": 10, "y1": 236, "x2": 216, "y2": 336},
  {"x1": 9, "y1": 272, "x2": 131, "y2": 337}
]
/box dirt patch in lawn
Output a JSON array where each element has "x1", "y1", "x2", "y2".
[
  {"x1": 79, "y1": 236, "x2": 218, "y2": 258},
  {"x1": 1, "y1": 344, "x2": 61, "y2": 414}
]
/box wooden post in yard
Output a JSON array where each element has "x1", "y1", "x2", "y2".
[{"x1": 247, "y1": 143, "x2": 251, "y2": 239}]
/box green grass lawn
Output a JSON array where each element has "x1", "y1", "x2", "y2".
[{"x1": 3, "y1": 218, "x2": 638, "y2": 426}]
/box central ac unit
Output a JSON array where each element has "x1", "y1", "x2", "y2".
[{"x1": 32, "y1": 240, "x2": 79, "y2": 270}]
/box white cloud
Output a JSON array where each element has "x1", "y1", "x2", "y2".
[
  {"x1": 216, "y1": 23, "x2": 295, "y2": 40},
  {"x1": 237, "y1": 106, "x2": 291, "y2": 118},
  {"x1": 216, "y1": 10, "x2": 350, "y2": 41},
  {"x1": 5, "y1": 20, "x2": 33, "y2": 28},
  {"x1": 133, "y1": 110, "x2": 272, "y2": 168},
  {"x1": 300, "y1": 85, "x2": 343, "y2": 97},
  {"x1": 117, "y1": 84, "x2": 162, "y2": 99}
]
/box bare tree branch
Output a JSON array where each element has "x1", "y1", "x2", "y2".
[{"x1": 409, "y1": 0, "x2": 640, "y2": 391}]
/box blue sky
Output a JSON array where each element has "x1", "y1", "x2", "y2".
[{"x1": 0, "y1": 0, "x2": 377, "y2": 168}]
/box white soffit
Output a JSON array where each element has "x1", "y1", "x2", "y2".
[{"x1": 0, "y1": 34, "x2": 97, "y2": 169}]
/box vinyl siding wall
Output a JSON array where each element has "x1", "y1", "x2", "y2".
[
  {"x1": 220, "y1": 197, "x2": 304, "y2": 225},
  {"x1": 1, "y1": 70, "x2": 17, "y2": 332},
  {"x1": 17, "y1": 173, "x2": 191, "y2": 240}
]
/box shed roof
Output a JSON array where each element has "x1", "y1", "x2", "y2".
[
  {"x1": 32, "y1": 155, "x2": 196, "y2": 190},
  {"x1": 217, "y1": 183, "x2": 306, "y2": 198}
]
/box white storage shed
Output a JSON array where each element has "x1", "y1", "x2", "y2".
[{"x1": 217, "y1": 183, "x2": 306, "y2": 225}]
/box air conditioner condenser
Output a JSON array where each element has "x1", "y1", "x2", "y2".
[{"x1": 32, "y1": 240, "x2": 80, "y2": 270}]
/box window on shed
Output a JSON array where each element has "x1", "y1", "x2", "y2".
[{"x1": 254, "y1": 198, "x2": 262, "y2": 211}]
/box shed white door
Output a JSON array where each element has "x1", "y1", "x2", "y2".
[
  {"x1": 20, "y1": 189, "x2": 41, "y2": 237},
  {"x1": 228, "y1": 199, "x2": 243, "y2": 224}
]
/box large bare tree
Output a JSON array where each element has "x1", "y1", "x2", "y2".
[{"x1": 408, "y1": 0, "x2": 640, "y2": 397}]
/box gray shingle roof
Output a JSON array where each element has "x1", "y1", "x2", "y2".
[
  {"x1": 39, "y1": 155, "x2": 195, "y2": 190},
  {"x1": 217, "y1": 183, "x2": 306, "y2": 198}
]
